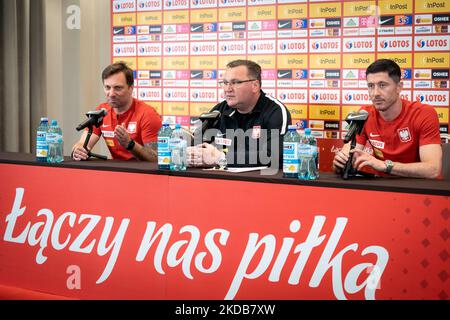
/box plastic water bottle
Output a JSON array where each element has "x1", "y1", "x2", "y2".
[
  {"x1": 283, "y1": 125, "x2": 300, "y2": 178},
  {"x1": 47, "y1": 120, "x2": 64, "y2": 163},
  {"x1": 169, "y1": 124, "x2": 187, "y2": 171},
  {"x1": 157, "y1": 123, "x2": 172, "y2": 170},
  {"x1": 298, "y1": 128, "x2": 319, "y2": 180},
  {"x1": 36, "y1": 117, "x2": 49, "y2": 162}
]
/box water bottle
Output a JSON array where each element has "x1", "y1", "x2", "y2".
[
  {"x1": 157, "y1": 123, "x2": 173, "y2": 170},
  {"x1": 36, "y1": 117, "x2": 49, "y2": 162},
  {"x1": 47, "y1": 120, "x2": 64, "y2": 163},
  {"x1": 169, "y1": 124, "x2": 187, "y2": 171},
  {"x1": 298, "y1": 128, "x2": 319, "y2": 180},
  {"x1": 283, "y1": 125, "x2": 300, "y2": 178}
]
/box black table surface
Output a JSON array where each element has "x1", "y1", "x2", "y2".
[{"x1": 0, "y1": 152, "x2": 449, "y2": 196}]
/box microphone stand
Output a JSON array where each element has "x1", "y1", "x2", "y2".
[
  {"x1": 82, "y1": 124, "x2": 107, "y2": 160},
  {"x1": 342, "y1": 133, "x2": 357, "y2": 180}
]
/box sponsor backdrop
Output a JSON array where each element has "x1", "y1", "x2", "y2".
[
  {"x1": 0, "y1": 164, "x2": 448, "y2": 299},
  {"x1": 111, "y1": 0, "x2": 450, "y2": 164}
]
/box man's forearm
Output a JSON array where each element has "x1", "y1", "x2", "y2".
[{"x1": 130, "y1": 141, "x2": 158, "y2": 162}]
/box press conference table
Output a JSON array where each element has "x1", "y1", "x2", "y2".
[{"x1": 0, "y1": 152, "x2": 449, "y2": 300}]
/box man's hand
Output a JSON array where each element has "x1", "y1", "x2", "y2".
[
  {"x1": 351, "y1": 149, "x2": 386, "y2": 172},
  {"x1": 114, "y1": 124, "x2": 131, "y2": 148},
  {"x1": 332, "y1": 148, "x2": 349, "y2": 172},
  {"x1": 72, "y1": 143, "x2": 90, "y2": 161},
  {"x1": 187, "y1": 143, "x2": 225, "y2": 167}
]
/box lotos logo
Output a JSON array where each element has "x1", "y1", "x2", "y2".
[
  {"x1": 165, "y1": 92, "x2": 172, "y2": 99},
  {"x1": 380, "y1": 41, "x2": 388, "y2": 49},
  {"x1": 379, "y1": 39, "x2": 410, "y2": 49},
  {"x1": 192, "y1": 92, "x2": 199, "y2": 99},
  {"x1": 165, "y1": 0, "x2": 172, "y2": 7},
  {"x1": 415, "y1": 93, "x2": 447, "y2": 104},
  {"x1": 192, "y1": 45, "x2": 199, "y2": 52},
  {"x1": 311, "y1": 42, "x2": 320, "y2": 50},
  {"x1": 114, "y1": 4, "x2": 121, "y2": 10},
  {"x1": 417, "y1": 40, "x2": 426, "y2": 48},
  {"x1": 165, "y1": 47, "x2": 172, "y2": 53},
  {"x1": 311, "y1": 93, "x2": 319, "y2": 101},
  {"x1": 345, "y1": 94, "x2": 353, "y2": 101},
  {"x1": 346, "y1": 42, "x2": 353, "y2": 49}
]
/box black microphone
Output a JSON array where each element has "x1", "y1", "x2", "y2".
[
  {"x1": 76, "y1": 108, "x2": 108, "y2": 131},
  {"x1": 344, "y1": 110, "x2": 369, "y2": 143},
  {"x1": 197, "y1": 110, "x2": 221, "y2": 134}
]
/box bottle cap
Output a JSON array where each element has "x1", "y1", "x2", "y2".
[
  {"x1": 305, "y1": 128, "x2": 311, "y2": 135},
  {"x1": 51, "y1": 120, "x2": 58, "y2": 126},
  {"x1": 175, "y1": 124, "x2": 181, "y2": 129}
]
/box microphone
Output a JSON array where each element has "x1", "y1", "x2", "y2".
[
  {"x1": 343, "y1": 110, "x2": 369, "y2": 143},
  {"x1": 76, "y1": 108, "x2": 108, "y2": 131},
  {"x1": 196, "y1": 110, "x2": 221, "y2": 135}
]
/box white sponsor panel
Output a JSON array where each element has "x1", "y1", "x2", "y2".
[
  {"x1": 414, "y1": 36, "x2": 450, "y2": 51},
  {"x1": 378, "y1": 36, "x2": 412, "y2": 52},
  {"x1": 343, "y1": 37, "x2": 375, "y2": 52},
  {"x1": 342, "y1": 80, "x2": 359, "y2": 88},
  {"x1": 138, "y1": 43, "x2": 162, "y2": 56},
  {"x1": 278, "y1": 39, "x2": 308, "y2": 53},
  {"x1": 163, "y1": 42, "x2": 189, "y2": 56},
  {"x1": 163, "y1": 88, "x2": 189, "y2": 101},
  {"x1": 309, "y1": 80, "x2": 326, "y2": 88},
  {"x1": 248, "y1": 39, "x2": 276, "y2": 54},
  {"x1": 218, "y1": 0, "x2": 246, "y2": 7},
  {"x1": 415, "y1": 26, "x2": 432, "y2": 34},
  {"x1": 310, "y1": 90, "x2": 340, "y2": 104},
  {"x1": 395, "y1": 27, "x2": 412, "y2": 35},
  {"x1": 293, "y1": 80, "x2": 308, "y2": 88},
  {"x1": 342, "y1": 90, "x2": 372, "y2": 105},
  {"x1": 113, "y1": 43, "x2": 136, "y2": 56},
  {"x1": 163, "y1": 0, "x2": 189, "y2": 10},
  {"x1": 277, "y1": 89, "x2": 308, "y2": 103},
  {"x1": 219, "y1": 41, "x2": 246, "y2": 54},
  {"x1": 113, "y1": 35, "x2": 137, "y2": 43},
  {"x1": 190, "y1": 88, "x2": 218, "y2": 102},
  {"x1": 414, "y1": 81, "x2": 432, "y2": 89},
  {"x1": 262, "y1": 80, "x2": 276, "y2": 88},
  {"x1": 400, "y1": 91, "x2": 412, "y2": 101},
  {"x1": 309, "y1": 29, "x2": 326, "y2": 37},
  {"x1": 359, "y1": 27, "x2": 375, "y2": 36},
  {"x1": 415, "y1": 14, "x2": 433, "y2": 25},
  {"x1": 248, "y1": 0, "x2": 276, "y2": 5},
  {"x1": 190, "y1": 42, "x2": 218, "y2": 55},
  {"x1": 137, "y1": 0, "x2": 162, "y2": 10},
  {"x1": 191, "y1": 0, "x2": 218, "y2": 9},
  {"x1": 343, "y1": 28, "x2": 359, "y2": 36},
  {"x1": 113, "y1": 0, "x2": 136, "y2": 13},
  {"x1": 138, "y1": 88, "x2": 162, "y2": 101},
  {"x1": 377, "y1": 27, "x2": 395, "y2": 35},
  {"x1": 414, "y1": 91, "x2": 449, "y2": 106},
  {"x1": 310, "y1": 38, "x2": 341, "y2": 53}
]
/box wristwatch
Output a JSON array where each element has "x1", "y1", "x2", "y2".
[
  {"x1": 126, "y1": 139, "x2": 136, "y2": 151},
  {"x1": 384, "y1": 160, "x2": 394, "y2": 174}
]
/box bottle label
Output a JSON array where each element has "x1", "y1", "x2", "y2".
[
  {"x1": 298, "y1": 144, "x2": 313, "y2": 156},
  {"x1": 36, "y1": 130, "x2": 48, "y2": 157},
  {"x1": 283, "y1": 142, "x2": 299, "y2": 174},
  {"x1": 158, "y1": 137, "x2": 171, "y2": 166}
]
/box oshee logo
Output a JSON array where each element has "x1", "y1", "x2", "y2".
[{"x1": 414, "y1": 91, "x2": 448, "y2": 106}]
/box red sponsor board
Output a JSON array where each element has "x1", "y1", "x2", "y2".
[{"x1": 0, "y1": 164, "x2": 448, "y2": 300}]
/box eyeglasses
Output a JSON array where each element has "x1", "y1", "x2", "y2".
[{"x1": 218, "y1": 79, "x2": 257, "y2": 88}]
